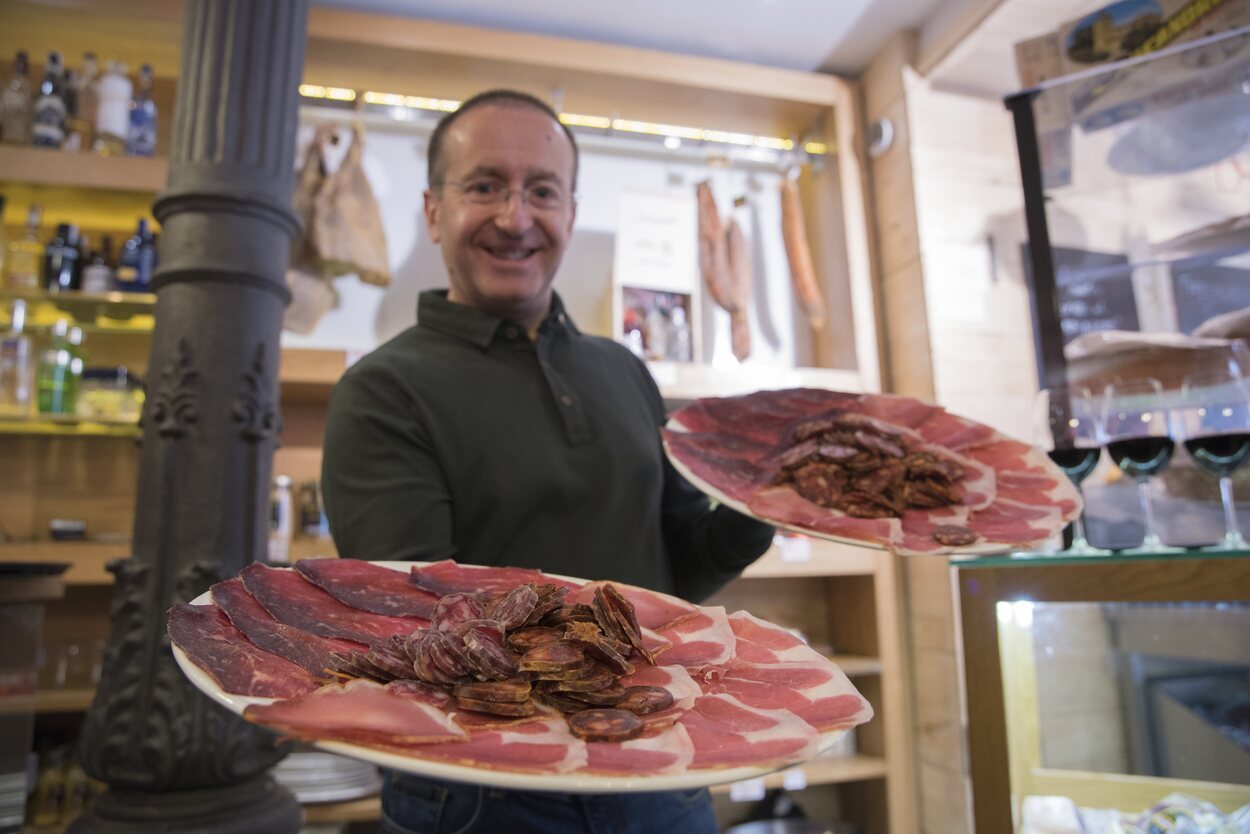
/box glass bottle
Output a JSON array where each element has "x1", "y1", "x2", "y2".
[
  {"x1": 268, "y1": 475, "x2": 293, "y2": 563},
  {"x1": 74, "y1": 52, "x2": 99, "y2": 149},
  {"x1": 116, "y1": 219, "x2": 156, "y2": 291},
  {"x1": 80, "y1": 236, "x2": 114, "y2": 294},
  {"x1": 0, "y1": 299, "x2": 34, "y2": 417},
  {"x1": 36, "y1": 319, "x2": 74, "y2": 414},
  {"x1": 31, "y1": 51, "x2": 67, "y2": 149},
  {"x1": 0, "y1": 194, "x2": 6, "y2": 278},
  {"x1": 92, "y1": 60, "x2": 130, "y2": 156},
  {"x1": 5, "y1": 203, "x2": 43, "y2": 289},
  {"x1": 126, "y1": 64, "x2": 157, "y2": 156},
  {"x1": 62, "y1": 68, "x2": 83, "y2": 151},
  {"x1": 43, "y1": 223, "x2": 82, "y2": 292},
  {"x1": 0, "y1": 51, "x2": 32, "y2": 146}
]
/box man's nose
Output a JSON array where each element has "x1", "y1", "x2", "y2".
[{"x1": 493, "y1": 189, "x2": 534, "y2": 234}]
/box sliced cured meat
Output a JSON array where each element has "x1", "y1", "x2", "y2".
[
  {"x1": 244, "y1": 679, "x2": 466, "y2": 745},
  {"x1": 386, "y1": 679, "x2": 452, "y2": 709},
  {"x1": 725, "y1": 611, "x2": 827, "y2": 666},
  {"x1": 662, "y1": 430, "x2": 771, "y2": 503},
  {"x1": 210, "y1": 577, "x2": 364, "y2": 676},
  {"x1": 240, "y1": 563, "x2": 425, "y2": 646},
  {"x1": 899, "y1": 506, "x2": 974, "y2": 554},
  {"x1": 747, "y1": 486, "x2": 902, "y2": 547},
  {"x1": 294, "y1": 558, "x2": 439, "y2": 619},
  {"x1": 964, "y1": 437, "x2": 1081, "y2": 520},
  {"x1": 672, "y1": 389, "x2": 861, "y2": 443},
  {"x1": 568, "y1": 581, "x2": 698, "y2": 632},
  {"x1": 858, "y1": 394, "x2": 940, "y2": 429},
  {"x1": 168, "y1": 604, "x2": 320, "y2": 699},
  {"x1": 581, "y1": 722, "x2": 695, "y2": 776},
  {"x1": 410, "y1": 560, "x2": 583, "y2": 596},
  {"x1": 393, "y1": 717, "x2": 588, "y2": 774},
  {"x1": 915, "y1": 410, "x2": 996, "y2": 450},
  {"x1": 680, "y1": 693, "x2": 820, "y2": 769},
  {"x1": 703, "y1": 658, "x2": 873, "y2": 733},
  {"x1": 655, "y1": 606, "x2": 736, "y2": 668},
  {"x1": 964, "y1": 497, "x2": 1064, "y2": 545},
  {"x1": 618, "y1": 664, "x2": 702, "y2": 712}
]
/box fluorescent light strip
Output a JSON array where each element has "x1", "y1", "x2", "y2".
[{"x1": 299, "y1": 87, "x2": 824, "y2": 155}]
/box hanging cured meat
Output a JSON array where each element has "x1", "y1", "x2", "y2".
[
  {"x1": 696, "y1": 181, "x2": 737, "y2": 315},
  {"x1": 663, "y1": 388, "x2": 1080, "y2": 555},
  {"x1": 779, "y1": 177, "x2": 826, "y2": 329},
  {"x1": 725, "y1": 216, "x2": 752, "y2": 361},
  {"x1": 170, "y1": 559, "x2": 871, "y2": 785}
]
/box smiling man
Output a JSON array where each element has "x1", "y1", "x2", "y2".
[{"x1": 321, "y1": 90, "x2": 774, "y2": 834}]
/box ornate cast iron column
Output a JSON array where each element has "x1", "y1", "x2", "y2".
[{"x1": 72, "y1": 2, "x2": 309, "y2": 831}]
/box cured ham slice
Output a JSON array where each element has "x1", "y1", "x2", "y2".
[
  {"x1": 244, "y1": 679, "x2": 466, "y2": 745},
  {"x1": 168, "y1": 604, "x2": 319, "y2": 699},
  {"x1": 567, "y1": 581, "x2": 698, "y2": 632},
  {"x1": 410, "y1": 560, "x2": 583, "y2": 596},
  {"x1": 295, "y1": 558, "x2": 439, "y2": 619},
  {"x1": 964, "y1": 437, "x2": 1081, "y2": 520},
  {"x1": 704, "y1": 659, "x2": 873, "y2": 733},
  {"x1": 680, "y1": 693, "x2": 820, "y2": 769},
  {"x1": 662, "y1": 431, "x2": 770, "y2": 503},
  {"x1": 581, "y1": 722, "x2": 695, "y2": 775},
  {"x1": 211, "y1": 576, "x2": 363, "y2": 676},
  {"x1": 393, "y1": 717, "x2": 588, "y2": 774},
  {"x1": 899, "y1": 506, "x2": 972, "y2": 554},
  {"x1": 725, "y1": 611, "x2": 827, "y2": 666},
  {"x1": 964, "y1": 498, "x2": 1064, "y2": 545},
  {"x1": 619, "y1": 664, "x2": 703, "y2": 712},
  {"x1": 240, "y1": 563, "x2": 425, "y2": 646},
  {"x1": 655, "y1": 606, "x2": 736, "y2": 668},
  {"x1": 672, "y1": 389, "x2": 860, "y2": 443},
  {"x1": 914, "y1": 410, "x2": 996, "y2": 450},
  {"x1": 747, "y1": 486, "x2": 903, "y2": 547}
]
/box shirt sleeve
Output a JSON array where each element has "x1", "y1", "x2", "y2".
[
  {"x1": 320, "y1": 362, "x2": 456, "y2": 563},
  {"x1": 638, "y1": 367, "x2": 775, "y2": 603}
]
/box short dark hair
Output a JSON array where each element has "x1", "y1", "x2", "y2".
[{"x1": 427, "y1": 89, "x2": 579, "y2": 193}]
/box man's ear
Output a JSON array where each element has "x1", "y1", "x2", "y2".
[{"x1": 423, "y1": 190, "x2": 442, "y2": 244}]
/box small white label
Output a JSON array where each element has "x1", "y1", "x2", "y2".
[
  {"x1": 775, "y1": 534, "x2": 811, "y2": 563},
  {"x1": 344, "y1": 350, "x2": 365, "y2": 369},
  {"x1": 649, "y1": 361, "x2": 678, "y2": 389},
  {"x1": 782, "y1": 768, "x2": 808, "y2": 791},
  {"x1": 728, "y1": 778, "x2": 766, "y2": 802}
]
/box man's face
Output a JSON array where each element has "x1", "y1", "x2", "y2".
[{"x1": 424, "y1": 104, "x2": 577, "y2": 329}]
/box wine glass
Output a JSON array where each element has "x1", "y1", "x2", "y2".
[
  {"x1": 1100, "y1": 377, "x2": 1183, "y2": 554},
  {"x1": 1176, "y1": 368, "x2": 1250, "y2": 551},
  {"x1": 1033, "y1": 385, "x2": 1110, "y2": 555}
]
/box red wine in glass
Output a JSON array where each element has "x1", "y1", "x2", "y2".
[
  {"x1": 1106, "y1": 436, "x2": 1175, "y2": 479},
  {"x1": 1047, "y1": 447, "x2": 1101, "y2": 485},
  {"x1": 1184, "y1": 432, "x2": 1250, "y2": 478}
]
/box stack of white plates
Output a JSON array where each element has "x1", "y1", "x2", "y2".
[
  {"x1": 272, "y1": 747, "x2": 381, "y2": 804},
  {"x1": 0, "y1": 770, "x2": 27, "y2": 832}
]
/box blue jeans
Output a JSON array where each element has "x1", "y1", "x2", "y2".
[{"x1": 379, "y1": 771, "x2": 719, "y2": 834}]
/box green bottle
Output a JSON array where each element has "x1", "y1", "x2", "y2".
[{"x1": 36, "y1": 319, "x2": 74, "y2": 415}]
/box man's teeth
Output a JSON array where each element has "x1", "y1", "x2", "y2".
[{"x1": 487, "y1": 247, "x2": 534, "y2": 260}]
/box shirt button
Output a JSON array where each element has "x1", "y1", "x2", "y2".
[
  {"x1": 557, "y1": 313, "x2": 567, "y2": 324},
  {"x1": 503, "y1": 326, "x2": 519, "y2": 339},
  {"x1": 560, "y1": 394, "x2": 574, "y2": 407}
]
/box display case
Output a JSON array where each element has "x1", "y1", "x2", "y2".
[
  {"x1": 956, "y1": 550, "x2": 1250, "y2": 833},
  {"x1": 1005, "y1": 25, "x2": 1250, "y2": 393}
]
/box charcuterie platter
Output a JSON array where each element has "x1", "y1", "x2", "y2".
[
  {"x1": 171, "y1": 559, "x2": 870, "y2": 793},
  {"x1": 663, "y1": 388, "x2": 1081, "y2": 556}
]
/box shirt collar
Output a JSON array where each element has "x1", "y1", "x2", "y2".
[{"x1": 417, "y1": 290, "x2": 579, "y2": 347}]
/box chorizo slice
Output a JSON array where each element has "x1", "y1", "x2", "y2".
[
  {"x1": 517, "y1": 642, "x2": 586, "y2": 674},
  {"x1": 454, "y1": 696, "x2": 536, "y2": 717},
  {"x1": 566, "y1": 682, "x2": 627, "y2": 707},
  {"x1": 486, "y1": 583, "x2": 539, "y2": 631},
  {"x1": 615, "y1": 686, "x2": 675, "y2": 715},
  {"x1": 567, "y1": 708, "x2": 644, "y2": 743},
  {"x1": 454, "y1": 678, "x2": 532, "y2": 703},
  {"x1": 506, "y1": 626, "x2": 566, "y2": 654}
]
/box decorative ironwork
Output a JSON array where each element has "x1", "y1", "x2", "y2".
[
  {"x1": 234, "y1": 342, "x2": 282, "y2": 443},
  {"x1": 147, "y1": 338, "x2": 200, "y2": 439}
]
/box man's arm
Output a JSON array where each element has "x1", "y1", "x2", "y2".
[{"x1": 320, "y1": 365, "x2": 455, "y2": 562}]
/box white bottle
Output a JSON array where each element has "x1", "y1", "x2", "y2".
[
  {"x1": 93, "y1": 60, "x2": 131, "y2": 156},
  {"x1": 268, "y1": 475, "x2": 293, "y2": 563},
  {"x1": 0, "y1": 299, "x2": 33, "y2": 417}
]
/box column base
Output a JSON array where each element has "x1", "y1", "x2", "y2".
[{"x1": 67, "y1": 775, "x2": 301, "y2": 834}]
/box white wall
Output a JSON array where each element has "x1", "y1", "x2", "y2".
[{"x1": 281, "y1": 119, "x2": 817, "y2": 371}]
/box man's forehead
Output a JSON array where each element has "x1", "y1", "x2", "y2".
[{"x1": 441, "y1": 105, "x2": 574, "y2": 175}]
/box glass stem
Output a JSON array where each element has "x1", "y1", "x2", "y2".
[
  {"x1": 1138, "y1": 477, "x2": 1161, "y2": 546},
  {"x1": 1071, "y1": 512, "x2": 1089, "y2": 548},
  {"x1": 1219, "y1": 476, "x2": 1242, "y2": 541}
]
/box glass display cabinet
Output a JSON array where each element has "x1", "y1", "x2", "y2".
[
  {"x1": 956, "y1": 551, "x2": 1250, "y2": 832},
  {"x1": 1005, "y1": 25, "x2": 1250, "y2": 394}
]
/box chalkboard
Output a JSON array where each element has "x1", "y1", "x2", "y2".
[
  {"x1": 1172, "y1": 262, "x2": 1250, "y2": 334},
  {"x1": 1023, "y1": 244, "x2": 1139, "y2": 344}
]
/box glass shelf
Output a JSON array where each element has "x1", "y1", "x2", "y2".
[
  {"x1": 0, "y1": 417, "x2": 141, "y2": 438},
  {"x1": 955, "y1": 547, "x2": 1250, "y2": 569},
  {"x1": 0, "y1": 288, "x2": 156, "y2": 332}
]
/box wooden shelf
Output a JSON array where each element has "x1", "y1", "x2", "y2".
[
  {"x1": 742, "y1": 538, "x2": 881, "y2": 579},
  {"x1": 0, "y1": 541, "x2": 128, "y2": 586},
  {"x1": 0, "y1": 417, "x2": 141, "y2": 438},
  {"x1": 0, "y1": 146, "x2": 168, "y2": 193},
  {"x1": 828, "y1": 654, "x2": 883, "y2": 677},
  {"x1": 0, "y1": 688, "x2": 93, "y2": 715}
]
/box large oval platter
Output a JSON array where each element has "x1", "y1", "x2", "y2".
[{"x1": 173, "y1": 561, "x2": 854, "y2": 794}]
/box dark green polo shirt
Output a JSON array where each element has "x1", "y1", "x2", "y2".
[{"x1": 320, "y1": 289, "x2": 773, "y2": 602}]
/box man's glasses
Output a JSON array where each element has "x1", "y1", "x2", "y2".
[{"x1": 438, "y1": 178, "x2": 573, "y2": 211}]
